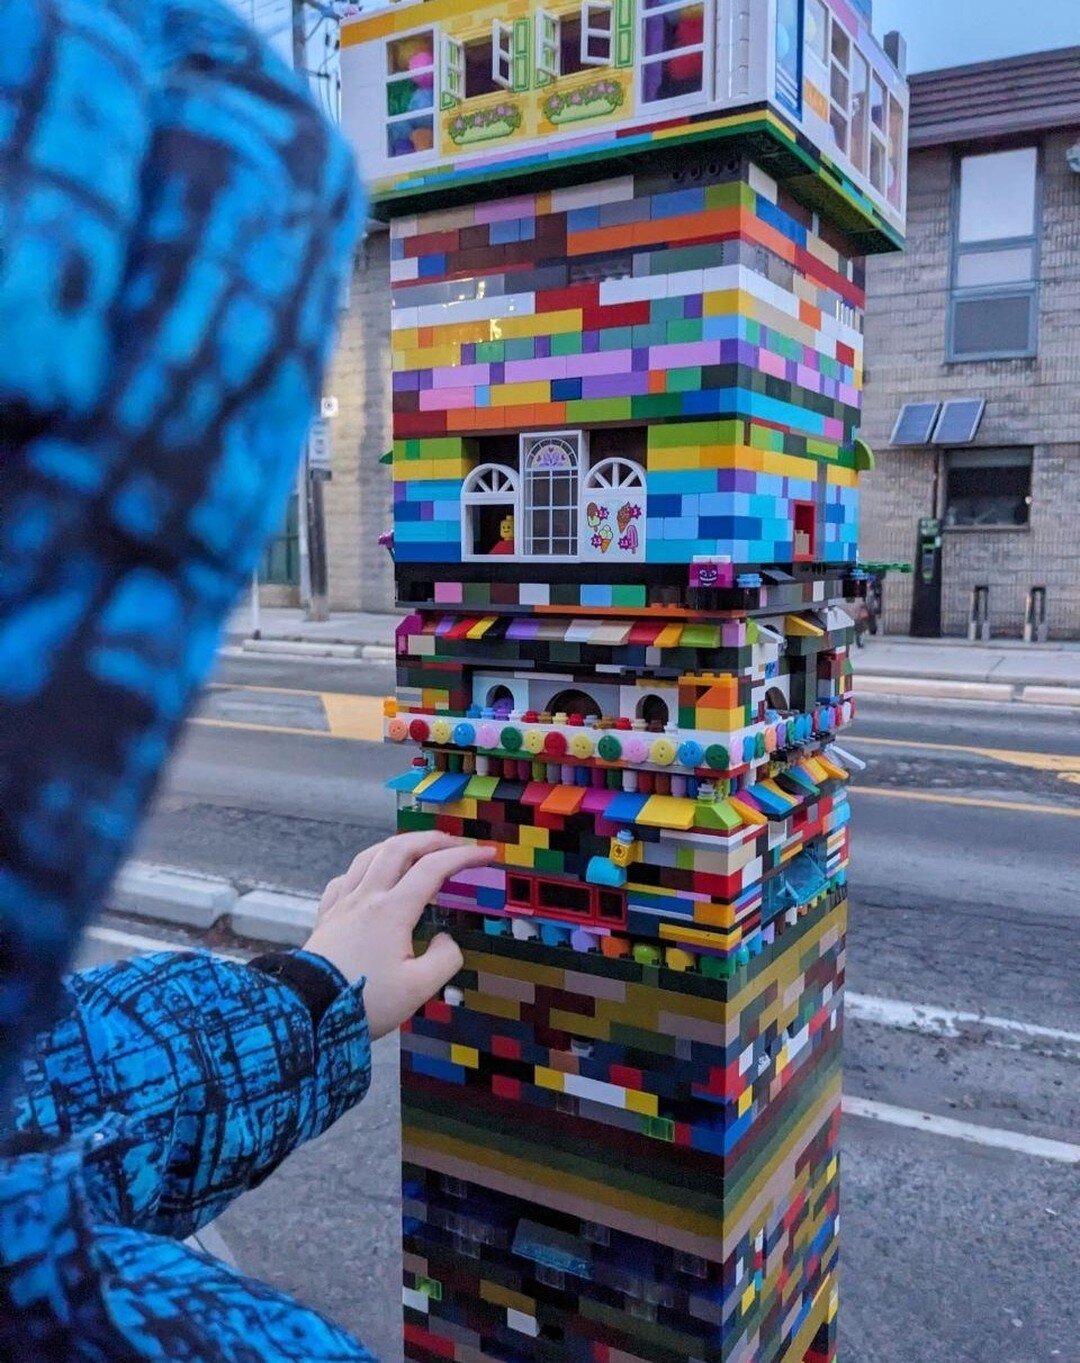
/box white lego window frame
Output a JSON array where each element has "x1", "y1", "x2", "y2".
[
  {"x1": 580, "y1": 456, "x2": 647, "y2": 560},
  {"x1": 521, "y1": 430, "x2": 585, "y2": 560},
  {"x1": 493, "y1": 19, "x2": 515, "y2": 89},
  {"x1": 535, "y1": 9, "x2": 560, "y2": 80},
  {"x1": 639, "y1": 0, "x2": 713, "y2": 108},
  {"x1": 384, "y1": 25, "x2": 439, "y2": 159},
  {"x1": 580, "y1": 0, "x2": 614, "y2": 66},
  {"x1": 462, "y1": 462, "x2": 521, "y2": 561}
]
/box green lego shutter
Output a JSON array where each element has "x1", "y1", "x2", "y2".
[
  {"x1": 614, "y1": 0, "x2": 633, "y2": 67},
  {"x1": 442, "y1": 34, "x2": 464, "y2": 107},
  {"x1": 512, "y1": 17, "x2": 531, "y2": 91}
]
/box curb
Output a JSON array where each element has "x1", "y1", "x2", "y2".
[
  {"x1": 109, "y1": 862, "x2": 319, "y2": 944},
  {"x1": 856, "y1": 674, "x2": 1080, "y2": 708},
  {"x1": 240, "y1": 638, "x2": 395, "y2": 662}
]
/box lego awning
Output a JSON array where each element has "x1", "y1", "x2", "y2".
[{"x1": 415, "y1": 614, "x2": 727, "y2": 653}]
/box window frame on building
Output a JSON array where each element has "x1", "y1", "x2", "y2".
[
  {"x1": 639, "y1": 0, "x2": 711, "y2": 108},
  {"x1": 384, "y1": 26, "x2": 438, "y2": 160},
  {"x1": 943, "y1": 447, "x2": 1034, "y2": 531},
  {"x1": 947, "y1": 144, "x2": 1042, "y2": 363}
]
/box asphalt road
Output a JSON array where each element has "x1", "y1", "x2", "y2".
[{"x1": 90, "y1": 652, "x2": 1080, "y2": 1363}]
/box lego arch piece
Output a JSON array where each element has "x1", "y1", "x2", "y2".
[
  {"x1": 582, "y1": 456, "x2": 646, "y2": 560},
  {"x1": 462, "y1": 463, "x2": 520, "y2": 560}
]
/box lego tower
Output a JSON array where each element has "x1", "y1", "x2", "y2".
[{"x1": 341, "y1": 2, "x2": 907, "y2": 1359}]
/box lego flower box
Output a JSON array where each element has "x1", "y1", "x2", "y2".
[
  {"x1": 447, "y1": 102, "x2": 523, "y2": 146},
  {"x1": 542, "y1": 79, "x2": 624, "y2": 128}
]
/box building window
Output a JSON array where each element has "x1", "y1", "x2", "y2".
[
  {"x1": 581, "y1": 456, "x2": 646, "y2": 558},
  {"x1": 537, "y1": 3, "x2": 613, "y2": 79},
  {"x1": 549, "y1": 689, "x2": 603, "y2": 721},
  {"x1": 641, "y1": 0, "x2": 706, "y2": 105},
  {"x1": 385, "y1": 31, "x2": 436, "y2": 158},
  {"x1": 460, "y1": 23, "x2": 512, "y2": 100},
  {"x1": 462, "y1": 463, "x2": 520, "y2": 559},
  {"x1": 793, "y1": 500, "x2": 816, "y2": 561},
  {"x1": 949, "y1": 147, "x2": 1039, "y2": 361},
  {"x1": 944, "y1": 449, "x2": 1032, "y2": 529},
  {"x1": 522, "y1": 432, "x2": 582, "y2": 557}
]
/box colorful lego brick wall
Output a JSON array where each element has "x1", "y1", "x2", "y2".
[{"x1": 390, "y1": 165, "x2": 863, "y2": 569}]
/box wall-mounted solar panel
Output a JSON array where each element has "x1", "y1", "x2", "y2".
[
  {"x1": 933, "y1": 399, "x2": 986, "y2": 445},
  {"x1": 890, "y1": 403, "x2": 941, "y2": 446}
]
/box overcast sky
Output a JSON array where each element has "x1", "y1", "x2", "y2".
[{"x1": 873, "y1": 0, "x2": 1078, "y2": 73}]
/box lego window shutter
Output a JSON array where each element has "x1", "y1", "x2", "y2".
[{"x1": 442, "y1": 35, "x2": 464, "y2": 106}]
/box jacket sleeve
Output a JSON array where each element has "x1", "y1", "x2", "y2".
[{"x1": 10, "y1": 949, "x2": 371, "y2": 1239}]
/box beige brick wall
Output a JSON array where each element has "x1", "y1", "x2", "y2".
[
  {"x1": 323, "y1": 228, "x2": 396, "y2": 613},
  {"x1": 861, "y1": 129, "x2": 1080, "y2": 638}
]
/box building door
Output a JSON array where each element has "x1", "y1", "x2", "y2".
[{"x1": 909, "y1": 516, "x2": 943, "y2": 638}]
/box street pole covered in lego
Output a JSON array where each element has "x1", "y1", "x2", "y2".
[{"x1": 341, "y1": 2, "x2": 907, "y2": 1358}]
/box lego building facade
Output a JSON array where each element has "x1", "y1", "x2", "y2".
[{"x1": 340, "y1": 1, "x2": 907, "y2": 1359}]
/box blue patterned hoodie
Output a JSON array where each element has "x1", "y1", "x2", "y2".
[{"x1": 0, "y1": 2, "x2": 377, "y2": 1356}]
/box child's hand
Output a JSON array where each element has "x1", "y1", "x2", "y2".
[{"x1": 303, "y1": 832, "x2": 496, "y2": 1040}]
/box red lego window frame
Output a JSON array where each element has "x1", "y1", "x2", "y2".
[
  {"x1": 793, "y1": 500, "x2": 817, "y2": 562},
  {"x1": 505, "y1": 874, "x2": 627, "y2": 929}
]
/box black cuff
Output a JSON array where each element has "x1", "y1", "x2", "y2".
[{"x1": 249, "y1": 951, "x2": 347, "y2": 1029}]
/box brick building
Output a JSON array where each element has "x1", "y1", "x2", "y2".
[{"x1": 859, "y1": 47, "x2": 1080, "y2": 639}]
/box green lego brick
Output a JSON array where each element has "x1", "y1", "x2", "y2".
[
  {"x1": 565, "y1": 398, "x2": 633, "y2": 423},
  {"x1": 666, "y1": 367, "x2": 703, "y2": 393},
  {"x1": 599, "y1": 326, "x2": 635, "y2": 351},
  {"x1": 475, "y1": 340, "x2": 504, "y2": 362},
  {"x1": 551, "y1": 331, "x2": 583, "y2": 356},
  {"x1": 666, "y1": 318, "x2": 704, "y2": 344},
  {"x1": 398, "y1": 808, "x2": 437, "y2": 834},
  {"x1": 611, "y1": 584, "x2": 647, "y2": 608}
]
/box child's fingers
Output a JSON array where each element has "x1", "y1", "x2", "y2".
[
  {"x1": 396, "y1": 843, "x2": 497, "y2": 923},
  {"x1": 321, "y1": 843, "x2": 381, "y2": 911},
  {"x1": 408, "y1": 932, "x2": 464, "y2": 1005},
  {"x1": 363, "y1": 831, "x2": 470, "y2": 893}
]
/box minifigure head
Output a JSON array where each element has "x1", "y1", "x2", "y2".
[{"x1": 500, "y1": 513, "x2": 515, "y2": 542}]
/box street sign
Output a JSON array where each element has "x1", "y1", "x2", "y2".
[{"x1": 308, "y1": 417, "x2": 333, "y2": 477}]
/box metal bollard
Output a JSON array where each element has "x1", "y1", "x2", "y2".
[
  {"x1": 1024, "y1": 586, "x2": 1048, "y2": 644},
  {"x1": 968, "y1": 584, "x2": 991, "y2": 642}
]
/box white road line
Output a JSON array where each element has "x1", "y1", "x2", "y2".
[
  {"x1": 846, "y1": 991, "x2": 1080, "y2": 1050},
  {"x1": 843, "y1": 1096, "x2": 1080, "y2": 1164}
]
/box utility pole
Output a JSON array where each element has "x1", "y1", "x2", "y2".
[{"x1": 293, "y1": 0, "x2": 331, "y2": 621}]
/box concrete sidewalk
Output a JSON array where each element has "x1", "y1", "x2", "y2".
[{"x1": 226, "y1": 606, "x2": 1080, "y2": 705}]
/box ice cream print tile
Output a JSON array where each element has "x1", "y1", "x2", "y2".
[{"x1": 585, "y1": 497, "x2": 643, "y2": 555}]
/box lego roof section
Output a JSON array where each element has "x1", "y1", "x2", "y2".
[{"x1": 342, "y1": 0, "x2": 908, "y2": 252}]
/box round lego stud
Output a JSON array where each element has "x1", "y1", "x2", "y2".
[
  {"x1": 523, "y1": 728, "x2": 545, "y2": 755},
  {"x1": 500, "y1": 725, "x2": 523, "y2": 752},
  {"x1": 650, "y1": 737, "x2": 676, "y2": 767},
  {"x1": 453, "y1": 722, "x2": 476, "y2": 747},
  {"x1": 431, "y1": 719, "x2": 452, "y2": 744},
  {"x1": 408, "y1": 718, "x2": 430, "y2": 743},
  {"x1": 387, "y1": 718, "x2": 409, "y2": 742},
  {"x1": 544, "y1": 731, "x2": 568, "y2": 758},
  {"x1": 677, "y1": 739, "x2": 704, "y2": 767}
]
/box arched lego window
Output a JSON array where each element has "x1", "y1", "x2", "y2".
[
  {"x1": 637, "y1": 693, "x2": 670, "y2": 730},
  {"x1": 550, "y1": 688, "x2": 603, "y2": 722},
  {"x1": 582, "y1": 457, "x2": 646, "y2": 559},
  {"x1": 462, "y1": 463, "x2": 519, "y2": 559},
  {"x1": 522, "y1": 432, "x2": 581, "y2": 558},
  {"x1": 486, "y1": 684, "x2": 515, "y2": 717}
]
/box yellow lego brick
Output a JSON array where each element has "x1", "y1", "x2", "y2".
[
  {"x1": 518, "y1": 826, "x2": 550, "y2": 850},
  {"x1": 502, "y1": 843, "x2": 536, "y2": 868},
  {"x1": 496, "y1": 308, "x2": 582, "y2": 340},
  {"x1": 534, "y1": 1066, "x2": 564, "y2": 1093},
  {"x1": 738, "y1": 1087, "x2": 753, "y2": 1116},
  {"x1": 646, "y1": 445, "x2": 702, "y2": 472},
  {"x1": 480, "y1": 1281, "x2": 537, "y2": 1315},
  {"x1": 702, "y1": 289, "x2": 742, "y2": 318},
  {"x1": 489, "y1": 381, "x2": 552, "y2": 406},
  {"x1": 393, "y1": 461, "x2": 437, "y2": 482},
  {"x1": 450, "y1": 1044, "x2": 479, "y2": 1069},
  {"x1": 624, "y1": 1088, "x2": 659, "y2": 1118},
  {"x1": 741, "y1": 1284, "x2": 756, "y2": 1314},
  {"x1": 392, "y1": 328, "x2": 419, "y2": 351}
]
